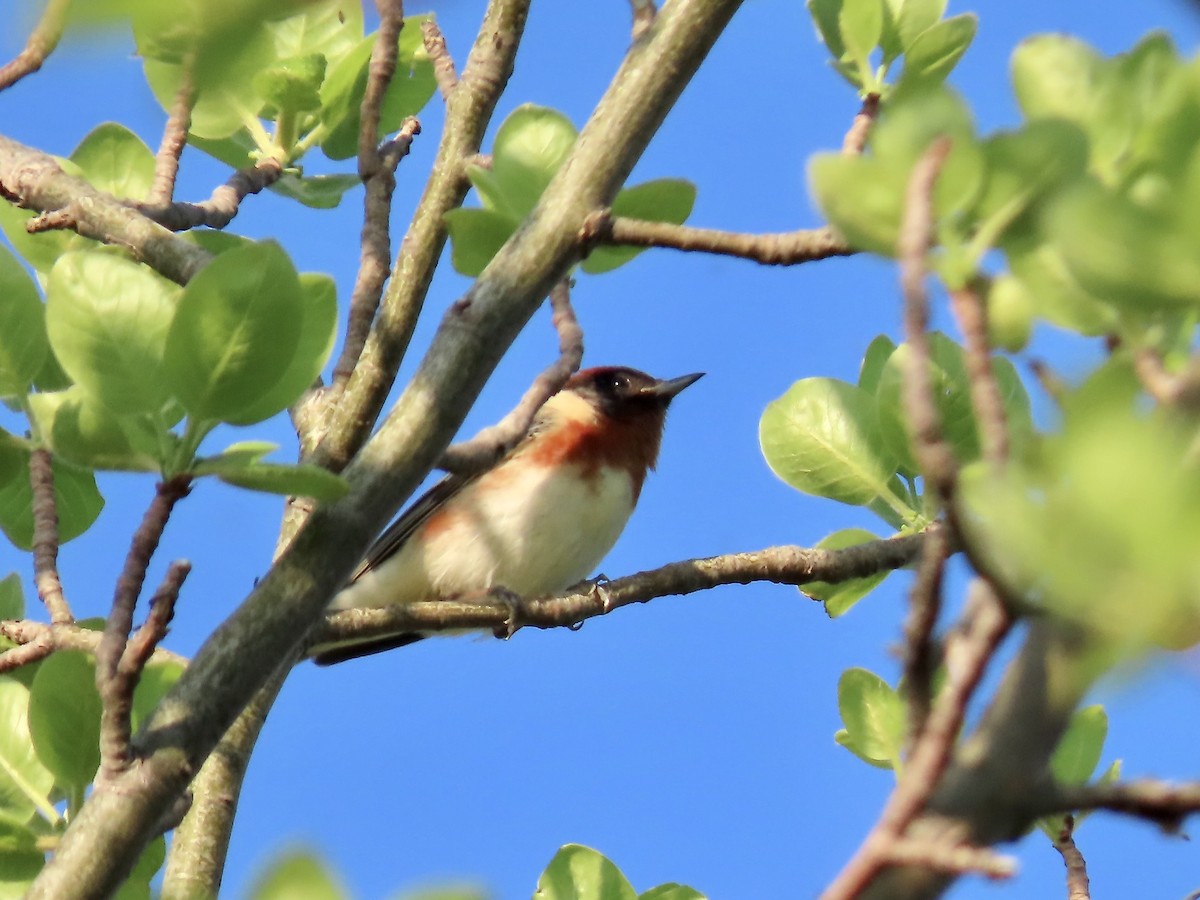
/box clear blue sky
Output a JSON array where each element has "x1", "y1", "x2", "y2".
[{"x1": 2, "y1": 1, "x2": 1200, "y2": 898}]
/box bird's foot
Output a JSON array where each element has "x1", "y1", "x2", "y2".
[
  {"x1": 588, "y1": 574, "x2": 613, "y2": 613},
  {"x1": 487, "y1": 586, "x2": 524, "y2": 640}
]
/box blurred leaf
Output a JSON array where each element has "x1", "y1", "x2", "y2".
[
  {"x1": 836, "y1": 667, "x2": 905, "y2": 770},
  {"x1": 45, "y1": 251, "x2": 179, "y2": 415},
  {"x1": 639, "y1": 886, "x2": 706, "y2": 900},
  {"x1": 319, "y1": 15, "x2": 436, "y2": 160},
  {"x1": 69, "y1": 124, "x2": 156, "y2": 201},
  {"x1": 248, "y1": 848, "x2": 346, "y2": 900},
  {"x1": 1006, "y1": 242, "x2": 1116, "y2": 336},
  {"x1": 27, "y1": 388, "x2": 161, "y2": 472},
  {"x1": 760, "y1": 377, "x2": 898, "y2": 507},
  {"x1": 0, "y1": 450, "x2": 103, "y2": 550},
  {"x1": 581, "y1": 179, "x2": 697, "y2": 274},
  {"x1": 222, "y1": 272, "x2": 337, "y2": 426},
  {"x1": 0, "y1": 574, "x2": 23, "y2": 619},
  {"x1": 192, "y1": 441, "x2": 279, "y2": 476},
  {"x1": 985, "y1": 276, "x2": 1034, "y2": 353},
  {"x1": 807, "y1": 0, "x2": 846, "y2": 60},
  {"x1": 113, "y1": 836, "x2": 166, "y2": 900},
  {"x1": 164, "y1": 241, "x2": 303, "y2": 424},
  {"x1": 858, "y1": 334, "x2": 897, "y2": 394},
  {"x1": 0, "y1": 678, "x2": 55, "y2": 825},
  {"x1": 444, "y1": 208, "x2": 518, "y2": 277},
  {"x1": 896, "y1": 0, "x2": 947, "y2": 53},
  {"x1": 255, "y1": 53, "x2": 326, "y2": 114},
  {"x1": 808, "y1": 153, "x2": 905, "y2": 256},
  {"x1": 1050, "y1": 705, "x2": 1107, "y2": 786},
  {"x1": 803, "y1": 528, "x2": 890, "y2": 617},
  {"x1": 267, "y1": 0, "x2": 362, "y2": 61},
  {"x1": 1011, "y1": 34, "x2": 1105, "y2": 123},
  {"x1": 218, "y1": 463, "x2": 348, "y2": 501},
  {"x1": 28, "y1": 651, "x2": 101, "y2": 793},
  {"x1": 130, "y1": 661, "x2": 186, "y2": 733},
  {"x1": 0, "y1": 845, "x2": 43, "y2": 899},
  {"x1": 838, "y1": 0, "x2": 882, "y2": 76},
  {"x1": 0, "y1": 818, "x2": 38, "y2": 854},
  {"x1": 534, "y1": 845, "x2": 636, "y2": 900},
  {"x1": 0, "y1": 245, "x2": 49, "y2": 398},
  {"x1": 269, "y1": 173, "x2": 361, "y2": 209}
]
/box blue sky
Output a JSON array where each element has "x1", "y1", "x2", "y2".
[{"x1": 2, "y1": 0, "x2": 1200, "y2": 898}]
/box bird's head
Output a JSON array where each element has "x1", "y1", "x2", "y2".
[{"x1": 564, "y1": 366, "x2": 705, "y2": 421}]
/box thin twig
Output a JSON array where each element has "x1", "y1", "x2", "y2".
[
  {"x1": 842, "y1": 93, "x2": 881, "y2": 155},
  {"x1": 310, "y1": 529, "x2": 933, "y2": 650},
  {"x1": 147, "y1": 54, "x2": 196, "y2": 207},
  {"x1": 328, "y1": 116, "x2": 421, "y2": 395},
  {"x1": 899, "y1": 136, "x2": 957, "y2": 501},
  {"x1": 359, "y1": 0, "x2": 405, "y2": 179},
  {"x1": 902, "y1": 526, "x2": 949, "y2": 742},
  {"x1": 134, "y1": 159, "x2": 284, "y2": 231},
  {"x1": 0, "y1": 630, "x2": 56, "y2": 673},
  {"x1": 95, "y1": 477, "x2": 191, "y2": 782},
  {"x1": 438, "y1": 279, "x2": 583, "y2": 474},
  {"x1": 0, "y1": 619, "x2": 188, "y2": 672},
  {"x1": 29, "y1": 449, "x2": 72, "y2": 624},
  {"x1": 0, "y1": 0, "x2": 72, "y2": 91},
  {"x1": 1039, "y1": 779, "x2": 1200, "y2": 832},
  {"x1": 421, "y1": 19, "x2": 458, "y2": 99},
  {"x1": 580, "y1": 215, "x2": 852, "y2": 266},
  {"x1": 1052, "y1": 816, "x2": 1091, "y2": 900},
  {"x1": 887, "y1": 837, "x2": 1016, "y2": 880},
  {"x1": 629, "y1": 0, "x2": 657, "y2": 40},
  {"x1": 950, "y1": 282, "x2": 1009, "y2": 466}
]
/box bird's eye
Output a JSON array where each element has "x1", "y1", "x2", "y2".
[{"x1": 604, "y1": 372, "x2": 630, "y2": 394}]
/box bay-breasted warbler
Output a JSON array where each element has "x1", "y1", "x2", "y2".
[{"x1": 311, "y1": 366, "x2": 703, "y2": 665}]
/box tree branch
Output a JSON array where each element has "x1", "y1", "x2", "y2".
[
  {"x1": 1052, "y1": 816, "x2": 1091, "y2": 900},
  {"x1": 0, "y1": 0, "x2": 71, "y2": 91},
  {"x1": 949, "y1": 282, "x2": 1009, "y2": 466},
  {"x1": 147, "y1": 54, "x2": 196, "y2": 207},
  {"x1": 901, "y1": 526, "x2": 949, "y2": 742},
  {"x1": 29, "y1": 448, "x2": 72, "y2": 625},
  {"x1": 421, "y1": 18, "x2": 458, "y2": 100},
  {"x1": 310, "y1": 530, "x2": 930, "y2": 649},
  {"x1": 1039, "y1": 780, "x2": 1200, "y2": 831},
  {"x1": 26, "y1": 2, "x2": 746, "y2": 896},
  {"x1": 134, "y1": 159, "x2": 284, "y2": 231},
  {"x1": 358, "y1": 0, "x2": 405, "y2": 180},
  {"x1": 0, "y1": 135, "x2": 213, "y2": 285},
  {"x1": 438, "y1": 278, "x2": 582, "y2": 474},
  {"x1": 580, "y1": 215, "x2": 852, "y2": 266},
  {"x1": 0, "y1": 619, "x2": 188, "y2": 672}
]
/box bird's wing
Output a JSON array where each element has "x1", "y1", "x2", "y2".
[{"x1": 347, "y1": 472, "x2": 475, "y2": 583}]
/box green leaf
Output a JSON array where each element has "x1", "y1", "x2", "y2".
[
  {"x1": 1050, "y1": 705, "x2": 1107, "y2": 786},
  {"x1": 185, "y1": 130, "x2": 258, "y2": 170},
  {"x1": 0, "y1": 846, "x2": 43, "y2": 898},
  {"x1": 0, "y1": 245, "x2": 49, "y2": 397},
  {"x1": 268, "y1": 173, "x2": 361, "y2": 209},
  {"x1": 1006, "y1": 243, "x2": 1116, "y2": 336},
  {"x1": 255, "y1": 53, "x2": 326, "y2": 115},
  {"x1": 802, "y1": 528, "x2": 890, "y2": 617},
  {"x1": 0, "y1": 451, "x2": 104, "y2": 550},
  {"x1": 858, "y1": 334, "x2": 897, "y2": 394},
  {"x1": 217, "y1": 463, "x2": 349, "y2": 502},
  {"x1": 318, "y1": 16, "x2": 437, "y2": 161},
  {"x1": 490, "y1": 105, "x2": 579, "y2": 218},
  {"x1": 1011, "y1": 35, "x2": 1104, "y2": 123},
  {"x1": 0, "y1": 197, "x2": 78, "y2": 275},
  {"x1": 248, "y1": 848, "x2": 346, "y2": 900},
  {"x1": 808, "y1": 153, "x2": 905, "y2": 256},
  {"x1": 26, "y1": 388, "x2": 162, "y2": 472},
  {"x1": 838, "y1": 0, "x2": 882, "y2": 75},
  {"x1": 581, "y1": 179, "x2": 697, "y2": 275},
  {"x1": 896, "y1": 0, "x2": 946, "y2": 52},
  {"x1": 45, "y1": 251, "x2": 179, "y2": 415},
  {"x1": 0, "y1": 678, "x2": 55, "y2": 825},
  {"x1": 69, "y1": 123, "x2": 156, "y2": 201},
  {"x1": 444, "y1": 208, "x2": 518, "y2": 277},
  {"x1": 267, "y1": 0, "x2": 363, "y2": 62},
  {"x1": 0, "y1": 818, "x2": 38, "y2": 855},
  {"x1": 1049, "y1": 180, "x2": 1200, "y2": 310},
  {"x1": 164, "y1": 241, "x2": 303, "y2": 424},
  {"x1": 640, "y1": 886, "x2": 706, "y2": 900},
  {"x1": 222, "y1": 272, "x2": 337, "y2": 426},
  {"x1": 130, "y1": 660, "x2": 186, "y2": 733},
  {"x1": 0, "y1": 574, "x2": 23, "y2": 619},
  {"x1": 534, "y1": 845, "x2": 637, "y2": 900},
  {"x1": 896, "y1": 14, "x2": 977, "y2": 92},
  {"x1": 807, "y1": 0, "x2": 846, "y2": 59},
  {"x1": 28, "y1": 651, "x2": 101, "y2": 793},
  {"x1": 113, "y1": 836, "x2": 166, "y2": 900},
  {"x1": 836, "y1": 667, "x2": 906, "y2": 770},
  {"x1": 192, "y1": 441, "x2": 279, "y2": 476},
  {"x1": 760, "y1": 378, "x2": 898, "y2": 507}
]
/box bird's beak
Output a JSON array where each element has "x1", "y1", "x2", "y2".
[{"x1": 643, "y1": 372, "x2": 705, "y2": 400}]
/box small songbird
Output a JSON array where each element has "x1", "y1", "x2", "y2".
[{"x1": 311, "y1": 365, "x2": 703, "y2": 665}]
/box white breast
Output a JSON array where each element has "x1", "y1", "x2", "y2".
[{"x1": 332, "y1": 463, "x2": 636, "y2": 610}]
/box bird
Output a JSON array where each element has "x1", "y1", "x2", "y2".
[{"x1": 310, "y1": 365, "x2": 704, "y2": 665}]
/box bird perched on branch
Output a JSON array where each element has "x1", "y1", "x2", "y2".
[{"x1": 311, "y1": 365, "x2": 703, "y2": 665}]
